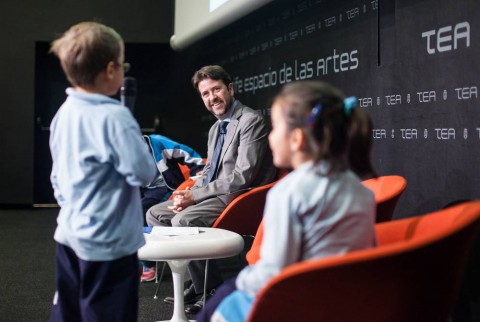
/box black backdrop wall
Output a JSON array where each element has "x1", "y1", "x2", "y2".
[
  {"x1": 29, "y1": 0, "x2": 479, "y2": 219},
  {"x1": 0, "y1": 0, "x2": 174, "y2": 205},
  {"x1": 174, "y1": 0, "x2": 480, "y2": 219}
]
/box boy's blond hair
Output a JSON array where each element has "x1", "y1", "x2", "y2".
[{"x1": 50, "y1": 22, "x2": 122, "y2": 87}]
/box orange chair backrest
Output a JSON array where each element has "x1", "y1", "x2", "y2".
[
  {"x1": 212, "y1": 181, "x2": 276, "y2": 236},
  {"x1": 212, "y1": 167, "x2": 287, "y2": 236},
  {"x1": 244, "y1": 169, "x2": 289, "y2": 264},
  {"x1": 362, "y1": 175, "x2": 407, "y2": 222},
  {"x1": 245, "y1": 220, "x2": 264, "y2": 265},
  {"x1": 246, "y1": 201, "x2": 480, "y2": 322},
  {"x1": 246, "y1": 173, "x2": 403, "y2": 265}
]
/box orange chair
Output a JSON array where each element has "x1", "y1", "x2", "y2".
[
  {"x1": 199, "y1": 170, "x2": 288, "y2": 300},
  {"x1": 200, "y1": 181, "x2": 279, "y2": 298},
  {"x1": 212, "y1": 181, "x2": 276, "y2": 235},
  {"x1": 211, "y1": 168, "x2": 288, "y2": 235},
  {"x1": 245, "y1": 220, "x2": 264, "y2": 265},
  {"x1": 245, "y1": 201, "x2": 480, "y2": 322},
  {"x1": 361, "y1": 175, "x2": 407, "y2": 222},
  {"x1": 158, "y1": 168, "x2": 285, "y2": 298},
  {"x1": 215, "y1": 169, "x2": 290, "y2": 266},
  {"x1": 246, "y1": 174, "x2": 405, "y2": 265}
]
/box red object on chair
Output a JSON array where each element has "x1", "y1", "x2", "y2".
[
  {"x1": 362, "y1": 175, "x2": 407, "y2": 222},
  {"x1": 178, "y1": 163, "x2": 191, "y2": 180},
  {"x1": 168, "y1": 159, "x2": 206, "y2": 200},
  {"x1": 245, "y1": 201, "x2": 480, "y2": 322}
]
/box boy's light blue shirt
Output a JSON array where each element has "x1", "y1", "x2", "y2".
[{"x1": 49, "y1": 88, "x2": 156, "y2": 261}]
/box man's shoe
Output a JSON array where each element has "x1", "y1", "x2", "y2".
[
  {"x1": 140, "y1": 265, "x2": 156, "y2": 283},
  {"x1": 185, "y1": 288, "x2": 216, "y2": 314},
  {"x1": 185, "y1": 300, "x2": 203, "y2": 315},
  {"x1": 164, "y1": 283, "x2": 202, "y2": 305}
]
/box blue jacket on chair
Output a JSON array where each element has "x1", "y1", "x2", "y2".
[{"x1": 144, "y1": 134, "x2": 204, "y2": 191}]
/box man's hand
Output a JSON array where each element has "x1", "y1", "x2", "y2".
[{"x1": 167, "y1": 187, "x2": 195, "y2": 213}]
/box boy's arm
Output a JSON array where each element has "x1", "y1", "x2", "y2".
[
  {"x1": 50, "y1": 163, "x2": 65, "y2": 206},
  {"x1": 113, "y1": 127, "x2": 156, "y2": 187}
]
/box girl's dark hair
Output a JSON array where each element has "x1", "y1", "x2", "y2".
[
  {"x1": 275, "y1": 80, "x2": 376, "y2": 176},
  {"x1": 191, "y1": 65, "x2": 233, "y2": 91}
]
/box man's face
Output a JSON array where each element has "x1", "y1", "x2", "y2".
[{"x1": 197, "y1": 78, "x2": 234, "y2": 120}]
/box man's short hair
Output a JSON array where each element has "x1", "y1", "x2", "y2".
[
  {"x1": 50, "y1": 22, "x2": 122, "y2": 87},
  {"x1": 192, "y1": 65, "x2": 233, "y2": 92}
]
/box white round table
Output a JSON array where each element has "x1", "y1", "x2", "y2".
[{"x1": 138, "y1": 227, "x2": 244, "y2": 322}]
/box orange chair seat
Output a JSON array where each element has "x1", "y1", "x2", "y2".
[{"x1": 245, "y1": 201, "x2": 480, "y2": 322}]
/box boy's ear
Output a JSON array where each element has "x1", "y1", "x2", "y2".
[
  {"x1": 289, "y1": 128, "x2": 305, "y2": 152},
  {"x1": 105, "y1": 61, "x2": 116, "y2": 79}
]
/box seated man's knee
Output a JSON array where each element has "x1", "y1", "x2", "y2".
[
  {"x1": 145, "y1": 208, "x2": 157, "y2": 226},
  {"x1": 171, "y1": 214, "x2": 188, "y2": 227},
  {"x1": 146, "y1": 201, "x2": 173, "y2": 226},
  {"x1": 171, "y1": 211, "x2": 205, "y2": 227}
]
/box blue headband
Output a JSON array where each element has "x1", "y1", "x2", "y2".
[
  {"x1": 306, "y1": 103, "x2": 322, "y2": 127},
  {"x1": 344, "y1": 96, "x2": 357, "y2": 116}
]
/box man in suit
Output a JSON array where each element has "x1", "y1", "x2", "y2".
[{"x1": 146, "y1": 65, "x2": 276, "y2": 314}]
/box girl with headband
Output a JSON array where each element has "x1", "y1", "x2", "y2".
[{"x1": 199, "y1": 81, "x2": 377, "y2": 322}]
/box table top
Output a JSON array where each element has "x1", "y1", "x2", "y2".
[{"x1": 138, "y1": 227, "x2": 244, "y2": 261}]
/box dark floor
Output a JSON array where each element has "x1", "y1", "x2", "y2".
[
  {"x1": 2, "y1": 208, "x2": 480, "y2": 322},
  {"x1": 0, "y1": 208, "x2": 245, "y2": 322}
]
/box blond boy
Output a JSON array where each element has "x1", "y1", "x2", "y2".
[{"x1": 49, "y1": 22, "x2": 155, "y2": 322}]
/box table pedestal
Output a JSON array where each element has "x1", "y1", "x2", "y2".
[
  {"x1": 165, "y1": 259, "x2": 192, "y2": 322},
  {"x1": 139, "y1": 228, "x2": 244, "y2": 322}
]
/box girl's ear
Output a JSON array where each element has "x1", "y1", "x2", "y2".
[{"x1": 289, "y1": 128, "x2": 305, "y2": 152}]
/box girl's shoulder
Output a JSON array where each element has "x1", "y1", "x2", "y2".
[{"x1": 271, "y1": 162, "x2": 329, "y2": 199}]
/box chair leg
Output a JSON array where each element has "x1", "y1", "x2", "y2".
[
  {"x1": 203, "y1": 259, "x2": 209, "y2": 306},
  {"x1": 238, "y1": 235, "x2": 254, "y2": 268},
  {"x1": 153, "y1": 261, "x2": 167, "y2": 299},
  {"x1": 237, "y1": 253, "x2": 248, "y2": 268}
]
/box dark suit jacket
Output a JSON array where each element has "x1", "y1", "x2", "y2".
[{"x1": 191, "y1": 101, "x2": 276, "y2": 205}]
